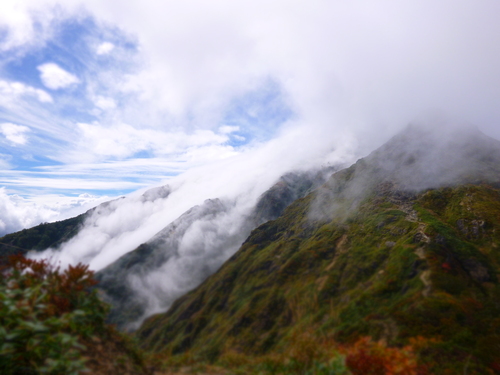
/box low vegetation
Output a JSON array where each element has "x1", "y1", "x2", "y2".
[{"x1": 0, "y1": 255, "x2": 149, "y2": 375}]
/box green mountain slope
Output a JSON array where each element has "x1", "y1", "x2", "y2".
[{"x1": 136, "y1": 125, "x2": 500, "y2": 373}]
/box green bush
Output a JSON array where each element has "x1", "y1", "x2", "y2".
[{"x1": 0, "y1": 255, "x2": 109, "y2": 374}]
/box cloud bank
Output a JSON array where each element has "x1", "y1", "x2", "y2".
[
  {"x1": 0, "y1": 188, "x2": 107, "y2": 236},
  {"x1": 0, "y1": 0, "x2": 500, "y2": 227}
]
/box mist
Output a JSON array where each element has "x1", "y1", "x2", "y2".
[
  {"x1": 2, "y1": 0, "x2": 500, "y2": 202},
  {"x1": 308, "y1": 119, "x2": 500, "y2": 223}
]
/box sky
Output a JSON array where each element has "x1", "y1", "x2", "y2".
[{"x1": 1, "y1": 0, "x2": 500, "y2": 235}]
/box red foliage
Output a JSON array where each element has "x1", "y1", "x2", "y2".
[
  {"x1": 2, "y1": 254, "x2": 97, "y2": 316},
  {"x1": 491, "y1": 361, "x2": 500, "y2": 373},
  {"x1": 346, "y1": 346, "x2": 386, "y2": 374},
  {"x1": 343, "y1": 337, "x2": 429, "y2": 375},
  {"x1": 441, "y1": 262, "x2": 452, "y2": 271}
]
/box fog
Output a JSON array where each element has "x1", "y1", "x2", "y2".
[{"x1": 309, "y1": 119, "x2": 500, "y2": 223}]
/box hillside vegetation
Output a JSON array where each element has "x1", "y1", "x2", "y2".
[{"x1": 136, "y1": 126, "x2": 500, "y2": 374}]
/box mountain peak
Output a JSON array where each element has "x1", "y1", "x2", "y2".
[{"x1": 363, "y1": 123, "x2": 500, "y2": 191}]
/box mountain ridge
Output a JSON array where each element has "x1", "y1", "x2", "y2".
[
  {"x1": 135, "y1": 124, "x2": 500, "y2": 373},
  {"x1": 95, "y1": 169, "x2": 334, "y2": 330}
]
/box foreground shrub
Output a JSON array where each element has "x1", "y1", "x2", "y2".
[{"x1": 0, "y1": 255, "x2": 108, "y2": 374}]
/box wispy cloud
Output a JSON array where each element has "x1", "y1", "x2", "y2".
[
  {"x1": 0, "y1": 123, "x2": 30, "y2": 145},
  {"x1": 0, "y1": 80, "x2": 52, "y2": 104}
]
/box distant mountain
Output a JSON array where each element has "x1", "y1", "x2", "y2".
[
  {"x1": 0, "y1": 186, "x2": 173, "y2": 263},
  {"x1": 95, "y1": 169, "x2": 333, "y2": 330},
  {"x1": 0, "y1": 166, "x2": 335, "y2": 330},
  {"x1": 0, "y1": 197, "x2": 126, "y2": 264},
  {"x1": 0, "y1": 213, "x2": 87, "y2": 264},
  {"x1": 135, "y1": 124, "x2": 500, "y2": 373}
]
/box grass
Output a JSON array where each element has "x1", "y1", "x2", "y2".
[{"x1": 135, "y1": 184, "x2": 500, "y2": 374}]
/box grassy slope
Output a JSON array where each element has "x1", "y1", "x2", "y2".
[{"x1": 136, "y1": 182, "x2": 500, "y2": 373}]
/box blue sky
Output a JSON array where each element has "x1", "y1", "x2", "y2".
[
  {"x1": 0, "y1": 14, "x2": 292, "y2": 200},
  {"x1": 1, "y1": 0, "x2": 500, "y2": 234}
]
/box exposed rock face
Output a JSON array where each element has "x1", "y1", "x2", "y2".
[{"x1": 461, "y1": 258, "x2": 491, "y2": 282}]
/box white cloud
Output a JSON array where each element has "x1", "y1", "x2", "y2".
[
  {"x1": 96, "y1": 41, "x2": 114, "y2": 55},
  {"x1": 0, "y1": 175, "x2": 144, "y2": 191},
  {"x1": 218, "y1": 125, "x2": 239, "y2": 134},
  {"x1": 0, "y1": 0, "x2": 500, "y2": 224},
  {"x1": 0, "y1": 188, "x2": 57, "y2": 236},
  {"x1": 233, "y1": 135, "x2": 245, "y2": 142},
  {"x1": 0, "y1": 1, "x2": 59, "y2": 52},
  {"x1": 0, "y1": 123, "x2": 30, "y2": 145},
  {"x1": 94, "y1": 96, "x2": 117, "y2": 110},
  {"x1": 0, "y1": 80, "x2": 53, "y2": 104},
  {"x1": 2, "y1": 0, "x2": 500, "y2": 328},
  {"x1": 74, "y1": 122, "x2": 231, "y2": 161},
  {"x1": 0, "y1": 187, "x2": 108, "y2": 236},
  {"x1": 37, "y1": 63, "x2": 80, "y2": 90},
  {"x1": 26, "y1": 118, "x2": 357, "y2": 274},
  {"x1": 0, "y1": 154, "x2": 12, "y2": 169}
]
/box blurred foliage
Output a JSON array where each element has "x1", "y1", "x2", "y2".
[
  {"x1": 0, "y1": 255, "x2": 149, "y2": 375},
  {"x1": 0, "y1": 255, "x2": 106, "y2": 374}
]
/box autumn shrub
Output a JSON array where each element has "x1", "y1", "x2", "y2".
[
  {"x1": 247, "y1": 329, "x2": 351, "y2": 374},
  {"x1": 342, "y1": 337, "x2": 428, "y2": 375},
  {"x1": 0, "y1": 255, "x2": 109, "y2": 374}
]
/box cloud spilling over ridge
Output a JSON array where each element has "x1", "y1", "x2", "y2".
[
  {"x1": 1, "y1": 0, "x2": 500, "y2": 201},
  {"x1": 29, "y1": 123, "x2": 357, "y2": 272},
  {"x1": 2, "y1": 0, "x2": 500, "y2": 330}
]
